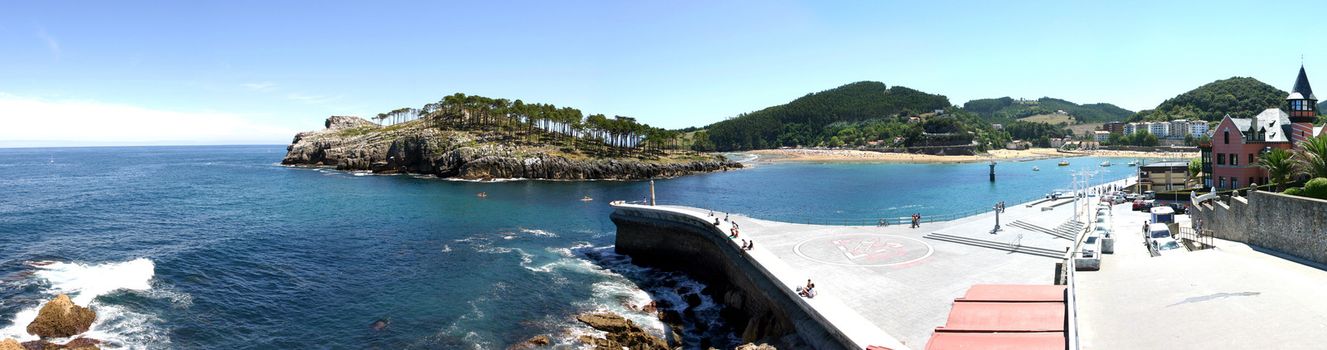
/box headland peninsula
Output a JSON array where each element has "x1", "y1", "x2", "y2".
[{"x1": 281, "y1": 93, "x2": 741, "y2": 180}]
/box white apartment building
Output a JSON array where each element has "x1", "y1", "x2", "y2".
[{"x1": 1148, "y1": 122, "x2": 1169, "y2": 137}]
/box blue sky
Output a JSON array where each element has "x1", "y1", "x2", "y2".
[{"x1": 1, "y1": 0, "x2": 1321, "y2": 146}]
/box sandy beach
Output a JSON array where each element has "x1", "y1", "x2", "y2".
[{"x1": 744, "y1": 148, "x2": 1197, "y2": 164}]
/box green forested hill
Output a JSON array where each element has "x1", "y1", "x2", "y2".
[
  {"x1": 961, "y1": 97, "x2": 1133, "y2": 123},
  {"x1": 698, "y1": 81, "x2": 957, "y2": 151},
  {"x1": 1132, "y1": 77, "x2": 1287, "y2": 122}
]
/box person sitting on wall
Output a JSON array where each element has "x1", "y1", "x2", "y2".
[
  {"x1": 746, "y1": 240, "x2": 754, "y2": 250},
  {"x1": 714, "y1": 218, "x2": 720, "y2": 226},
  {"x1": 797, "y1": 279, "x2": 817, "y2": 298}
]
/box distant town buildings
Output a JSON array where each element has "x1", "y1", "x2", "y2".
[
  {"x1": 1102, "y1": 122, "x2": 1125, "y2": 134},
  {"x1": 1110, "y1": 119, "x2": 1209, "y2": 141},
  {"x1": 1093, "y1": 130, "x2": 1110, "y2": 143},
  {"x1": 1199, "y1": 66, "x2": 1327, "y2": 189},
  {"x1": 1138, "y1": 161, "x2": 1191, "y2": 192}
]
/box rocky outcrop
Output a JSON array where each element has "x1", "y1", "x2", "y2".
[
  {"x1": 325, "y1": 115, "x2": 380, "y2": 130},
  {"x1": 1, "y1": 339, "x2": 22, "y2": 350},
  {"x1": 20, "y1": 338, "x2": 101, "y2": 350},
  {"x1": 26, "y1": 295, "x2": 95, "y2": 339},
  {"x1": 283, "y1": 116, "x2": 741, "y2": 180},
  {"x1": 575, "y1": 313, "x2": 670, "y2": 350},
  {"x1": 506, "y1": 335, "x2": 551, "y2": 350},
  {"x1": 735, "y1": 343, "x2": 777, "y2": 350}
]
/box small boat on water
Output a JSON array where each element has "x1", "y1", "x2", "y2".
[
  {"x1": 1032, "y1": 166, "x2": 1040, "y2": 171},
  {"x1": 581, "y1": 195, "x2": 593, "y2": 202},
  {"x1": 1100, "y1": 160, "x2": 1112, "y2": 167},
  {"x1": 477, "y1": 192, "x2": 488, "y2": 198},
  {"x1": 1127, "y1": 160, "x2": 1138, "y2": 167},
  {"x1": 1058, "y1": 160, "x2": 1070, "y2": 167}
]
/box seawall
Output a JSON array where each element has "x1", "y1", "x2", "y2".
[
  {"x1": 1193, "y1": 190, "x2": 1327, "y2": 265},
  {"x1": 610, "y1": 205, "x2": 858, "y2": 350}
]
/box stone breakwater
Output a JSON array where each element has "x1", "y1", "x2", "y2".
[
  {"x1": 612, "y1": 206, "x2": 856, "y2": 350},
  {"x1": 282, "y1": 116, "x2": 742, "y2": 180}
]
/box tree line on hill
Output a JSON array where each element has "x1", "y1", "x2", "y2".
[
  {"x1": 962, "y1": 97, "x2": 1133, "y2": 123},
  {"x1": 695, "y1": 81, "x2": 1017, "y2": 151},
  {"x1": 368, "y1": 93, "x2": 690, "y2": 153},
  {"x1": 1131, "y1": 77, "x2": 1288, "y2": 122}
]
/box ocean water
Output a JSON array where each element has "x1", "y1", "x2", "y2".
[{"x1": 0, "y1": 146, "x2": 1145, "y2": 349}]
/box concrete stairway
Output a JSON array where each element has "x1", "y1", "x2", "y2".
[
  {"x1": 1008, "y1": 220, "x2": 1081, "y2": 241},
  {"x1": 1054, "y1": 220, "x2": 1085, "y2": 240},
  {"x1": 922, "y1": 232, "x2": 1065, "y2": 259}
]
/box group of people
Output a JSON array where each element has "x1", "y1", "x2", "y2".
[
  {"x1": 909, "y1": 213, "x2": 923, "y2": 228},
  {"x1": 796, "y1": 279, "x2": 817, "y2": 298},
  {"x1": 995, "y1": 201, "x2": 1007, "y2": 213},
  {"x1": 711, "y1": 211, "x2": 754, "y2": 251}
]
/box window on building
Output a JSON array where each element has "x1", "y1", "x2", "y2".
[
  {"x1": 1232, "y1": 178, "x2": 1239, "y2": 189},
  {"x1": 1219, "y1": 177, "x2": 1226, "y2": 188},
  {"x1": 1224, "y1": 130, "x2": 1230, "y2": 144},
  {"x1": 1249, "y1": 153, "x2": 1255, "y2": 164},
  {"x1": 1217, "y1": 153, "x2": 1225, "y2": 165},
  {"x1": 1231, "y1": 153, "x2": 1238, "y2": 166},
  {"x1": 1250, "y1": 177, "x2": 1255, "y2": 186}
]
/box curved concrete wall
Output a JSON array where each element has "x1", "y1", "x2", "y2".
[{"x1": 611, "y1": 205, "x2": 858, "y2": 350}]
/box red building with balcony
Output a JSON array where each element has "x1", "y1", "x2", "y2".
[{"x1": 1200, "y1": 66, "x2": 1326, "y2": 189}]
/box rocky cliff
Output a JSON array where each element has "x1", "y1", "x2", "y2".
[{"x1": 282, "y1": 116, "x2": 741, "y2": 180}]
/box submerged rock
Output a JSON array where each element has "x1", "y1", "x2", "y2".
[
  {"x1": 369, "y1": 318, "x2": 390, "y2": 331},
  {"x1": 25, "y1": 294, "x2": 96, "y2": 339},
  {"x1": 506, "y1": 335, "x2": 552, "y2": 350},
  {"x1": 18, "y1": 337, "x2": 100, "y2": 350},
  {"x1": 575, "y1": 312, "x2": 669, "y2": 350}
]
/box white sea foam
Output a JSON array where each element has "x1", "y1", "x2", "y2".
[
  {"x1": 518, "y1": 228, "x2": 557, "y2": 238},
  {"x1": 32, "y1": 258, "x2": 155, "y2": 306}
]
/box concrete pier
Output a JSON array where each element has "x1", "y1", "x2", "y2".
[{"x1": 609, "y1": 178, "x2": 1133, "y2": 349}]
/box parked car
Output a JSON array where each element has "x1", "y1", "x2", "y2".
[
  {"x1": 1168, "y1": 203, "x2": 1188, "y2": 214},
  {"x1": 1132, "y1": 199, "x2": 1157, "y2": 211},
  {"x1": 1152, "y1": 237, "x2": 1185, "y2": 256},
  {"x1": 1143, "y1": 190, "x2": 1156, "y2": 200},
  {"x1": 1146, "y1": 223, "x2": 1172, "y2": 249}
]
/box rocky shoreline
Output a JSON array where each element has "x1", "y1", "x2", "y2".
[
  {"x1": 2, "y1": 294, "x2": 102, "y2": 350},
  {"x1": 282, "y1": 116, "x2": 742, "y2": 180}
]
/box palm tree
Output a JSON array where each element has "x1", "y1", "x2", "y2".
[
  {"x1": 1258, "y1": 148, "x2": 1295, "y2": 191},
  {"x1": 1295, "y1": 134, "x2": 1327, "y2": 180}
]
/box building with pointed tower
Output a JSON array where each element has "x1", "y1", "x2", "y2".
[
  {"x1": 1199, "y1": 66, "x2": 1326, "y2": 190},
  {"x1": 1288, "y1": 66, "x2": 1318, "y2": 145}
]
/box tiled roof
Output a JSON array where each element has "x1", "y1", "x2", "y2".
[{"x1": 1252, "y1": 108, "x2": 1292, "y2": 142}]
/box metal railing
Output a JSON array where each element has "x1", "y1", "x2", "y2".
[{"x1": 787, "y1": 206, "x2": 998, "y2": 226}]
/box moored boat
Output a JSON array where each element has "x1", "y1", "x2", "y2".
[
  {"x1": 1100, "y1": 160, "x2": 1111, "y2": 167},
  {"x1": 1058, "y1": 160, "x2": 1070, "y2": 166}
]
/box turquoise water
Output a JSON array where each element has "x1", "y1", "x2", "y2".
[{"x1": 0, "y1": 146, "x2": 1142, "y2": 349}]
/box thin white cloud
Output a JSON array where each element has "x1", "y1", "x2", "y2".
[
  {"x1": 0, "y1": 93, "x2": 298, "y2": 147},
  {"x1": 242, "y1": 82, "x2": 276, "y2": 92},
  {"x1": 36, "y1": 28, "x2": 60, "y2": 59},
  {"x1": 285, "y1": 93, "x2": 339, "y2": 105}
]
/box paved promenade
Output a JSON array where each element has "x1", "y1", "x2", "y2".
[
  {"x1": 1076, "y1": 201, "x2": 1327, "y2": 349},
  {"x1": 618, "y1": 177, "x2": 1134, "y2": 349}
]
